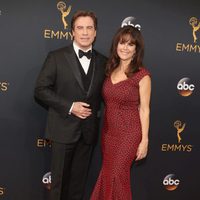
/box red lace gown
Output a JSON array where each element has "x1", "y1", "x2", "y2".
[{"x1": 90, "y1": 68, "x2": 150, "y2": 200}]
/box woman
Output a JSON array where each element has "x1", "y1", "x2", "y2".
[{"x1": 90, "y1": 25, "x2": 151, "y2": 200}]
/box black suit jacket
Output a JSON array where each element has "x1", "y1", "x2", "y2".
[{"x1": 34, "y1": 45, "x2": 107, "y2": 144}]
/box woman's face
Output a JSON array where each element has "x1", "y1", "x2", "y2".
[{"x1": 117, "y1": 36, "x2": 136, "y2": 62}]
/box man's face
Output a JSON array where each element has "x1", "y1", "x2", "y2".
[{"x1": 72, "y1": 16, "x2": 96, "y2": 50}]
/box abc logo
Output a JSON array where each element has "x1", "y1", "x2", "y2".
[
  {"x1": 177, "y1": 77, "x2": 194, "y2": 96},
  {"x1": 42, "y1": 172, "x2": 51, "y2": 190},
  {"x1": 121, "y1": 16, "x2": 141, "y2": 30},
  {"x1": 163, "y1": 174, "x2": 180, "y2": 191}
]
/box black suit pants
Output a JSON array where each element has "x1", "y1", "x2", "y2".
[{"x1": 50, "y1": 135, "x2": 93, "y2": 200}]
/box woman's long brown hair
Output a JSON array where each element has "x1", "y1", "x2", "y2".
[{"x1": 106, "y1": 26, "x2": 144, "y2": 77}]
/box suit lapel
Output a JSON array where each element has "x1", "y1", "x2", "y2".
[
  {"x1": 87, "y1": 51, "x2": 101, "y2": 98},
  {"x1": 86, "y1": 54, "x2": 96, "y2": 97},
  {"x1": 63, "y1": 45, "x2": 85, "y2": 92}
]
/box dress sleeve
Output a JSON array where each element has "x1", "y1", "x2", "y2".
[{"x1": 135, "y1": 67, "x2": 151, "y2": 84}]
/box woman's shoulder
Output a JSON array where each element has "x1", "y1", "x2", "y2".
[
  {"x1": 138, "y1": 67, "x2": 151, "y2": 75},
  {"x1": 132, "y1": 67, "x2": 151, "y2": 83}
]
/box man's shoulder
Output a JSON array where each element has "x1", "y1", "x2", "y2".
[
  {"x1": 93, "y1": 49, "x2": 107, "y2": 61},
  {"x1": 48, "y1": 45, "x2": 72, "y2": 56}
]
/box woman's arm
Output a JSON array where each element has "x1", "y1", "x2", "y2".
[{"x1": 135, "y1": 75, "x2": 151, "y2": 161}]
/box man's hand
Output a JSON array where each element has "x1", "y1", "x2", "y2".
[{"x1": 71, "y1": 102, "x2": 92, "y2": 119}]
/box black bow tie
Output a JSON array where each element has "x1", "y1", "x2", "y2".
[{"x1": 78, "y1": 49, "x2": 92, "y2": 59}]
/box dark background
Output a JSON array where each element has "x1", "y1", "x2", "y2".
[{"x1": 0, "y1": 0, "x2": 199, "y2": 199}]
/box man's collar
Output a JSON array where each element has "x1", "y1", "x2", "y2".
[{"x1": 73, "y1": 41, "x2": 92, "y2": 57}]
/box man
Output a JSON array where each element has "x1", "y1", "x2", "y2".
[{"x1": 34, "y1": 10, "x2": 107, "y2": 200}]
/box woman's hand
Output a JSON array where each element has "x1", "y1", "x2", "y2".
[{"x1": 135, "y1": 140, "x2": 148, "y2": 161}]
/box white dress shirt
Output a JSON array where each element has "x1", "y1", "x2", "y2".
[
  {"x1": 68, "y1": 42, "x2": 92, "y2": 114},
  {"x1": 73, "y1": 41, "x2": 92, "y2": 74}
]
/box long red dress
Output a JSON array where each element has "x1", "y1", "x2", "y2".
[{"x1": 90, "y1": 68, "x2": 150, "y2": 200}]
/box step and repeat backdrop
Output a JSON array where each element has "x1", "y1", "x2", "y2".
[{"x1": 0, "y1": 0, "x2": 199, "y2": 200}]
